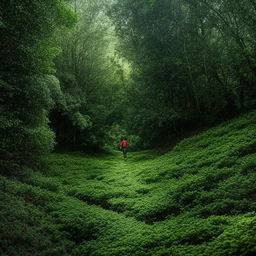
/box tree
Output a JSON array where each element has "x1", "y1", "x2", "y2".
[
  {"x1": 0, "y1": 0, "x2": 76, "y2": 172},
  {"x1": 109, "y1": 0, "x2": 256, "y2": 146},
  {"x1": 51, "y1": 0, "x2": 125, "y2": 150}
]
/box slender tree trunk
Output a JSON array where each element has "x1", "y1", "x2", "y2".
[
  {"x1": 239, "y1": 85, "x2": 245, "y2": 110},
  {"x1": 73, "y1": 127, "x2": 77, "y2": 150},
  {"x1": 183, "y1": 39, "x2": 201, "y2": 113}
]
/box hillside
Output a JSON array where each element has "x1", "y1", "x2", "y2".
[{"x1": 1, "y1": 111, "x2": 256, "y2": 256}]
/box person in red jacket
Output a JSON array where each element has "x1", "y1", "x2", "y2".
[{"x1": 120, "y1": 138, "x2": 128, "y2": 160}]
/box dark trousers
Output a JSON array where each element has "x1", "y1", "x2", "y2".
[{"x1": 122, "y1": 147, "x2": 128, "y2": 159}]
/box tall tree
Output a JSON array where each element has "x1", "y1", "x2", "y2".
[
  {"x1": 52, "y1": 0, "x2": 125, "y2": 150},
  {"x1": 0, "y1": 0, "x2": 76, "y2": 172},
  {"x1": 109, "y1": 0, "x2": 256, "y2": 146}
]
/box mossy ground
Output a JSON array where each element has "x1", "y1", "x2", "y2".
[{"x1": 1, "y1": 111, "x2": 256, "y2": 256}]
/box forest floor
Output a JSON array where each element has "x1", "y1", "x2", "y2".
[{"x1": 1, "y1": 111, "x2": 256, "y2": 256}]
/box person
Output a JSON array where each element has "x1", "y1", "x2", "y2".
[{"x1": 120, "y1": 138, "x2": 128, "y2": 160}]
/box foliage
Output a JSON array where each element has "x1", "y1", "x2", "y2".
[
  {"x1": 105, "y1": 124, "x2": 141, "y2": 151},
  {"x1": 0, "y1": 0, "x2": 76, "y2": 172},
  {"x1": 109, "y1": 0, "x2": 256, "y2": 145},
  {"x1": 2, "y1": 0, "x2": 256, "y2": 254},
  {"x1": 1, "y1": 111, "x2": 256, "y2": 255},
  {"x1": 51, "y1": 0, "x2": 125, "y2": 151}
]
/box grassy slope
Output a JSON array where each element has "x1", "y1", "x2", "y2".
[{"x1": 1, "y1": 111, "x2": 256, "y2": 256}]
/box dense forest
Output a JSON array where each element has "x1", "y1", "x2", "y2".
[
  {"x1": 1, "y1": 0, "x2": 256, "y2": 255},
  {"x1": 2, "y1": 0, "x2": 256, "y2": 171},
  {"x1": 2, "y1": 0, "x2": 256, "y2": 170}
]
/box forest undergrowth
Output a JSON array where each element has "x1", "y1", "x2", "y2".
[{"x1": 1, "y1": 111, "x2": 256, "y2": 256}]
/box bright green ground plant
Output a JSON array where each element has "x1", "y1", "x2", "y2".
[{"x1": 1, "y1": 111, "x2": 256, "y2": 255}]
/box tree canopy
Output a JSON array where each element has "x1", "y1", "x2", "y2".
[{"x1": 110, "y1": 0, "x2": 256, "y2": 145}]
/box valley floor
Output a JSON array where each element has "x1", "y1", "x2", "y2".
[{"x1": 1, "y1": 112, "x2": 256, "y2": 256}]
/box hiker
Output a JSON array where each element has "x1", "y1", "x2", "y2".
[{"x1": 120, "y1": 138, "x2": 128, "y2": 160}]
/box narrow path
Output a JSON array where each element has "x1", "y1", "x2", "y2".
[{"x1": 44, "y1": 151, "x2": 157, "y2": 220}]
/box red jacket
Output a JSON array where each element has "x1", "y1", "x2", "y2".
[{"x1": 120, "y1": 140, "x2": 128, "y2": 148}]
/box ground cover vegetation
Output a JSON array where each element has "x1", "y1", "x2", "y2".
[
  {"x1": 1, "y1": 0, "x2": 256, "y2": 255},
  {"x1": 1, "y1": 111, "x2": 256, "y2": 255}
]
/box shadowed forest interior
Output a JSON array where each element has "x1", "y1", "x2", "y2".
[{"x1": 1, "y1": 1, "x2": 256, "y2": 255}]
